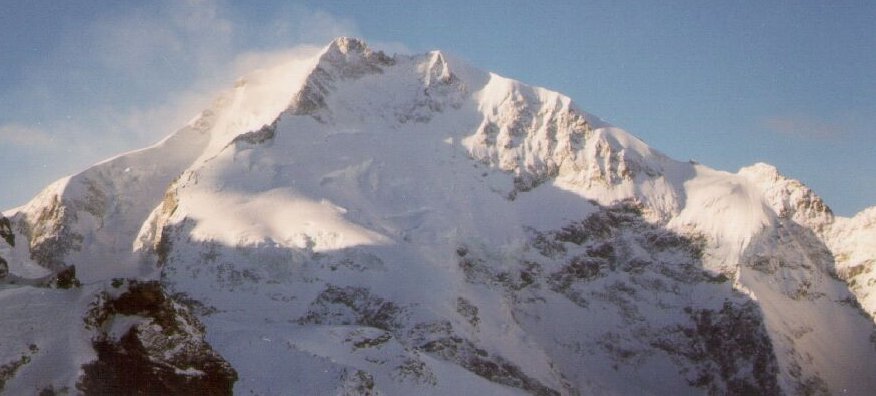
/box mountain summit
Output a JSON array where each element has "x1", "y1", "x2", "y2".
[{"x1": 1, "y1": 37, "x2": 875, "y2": 395}]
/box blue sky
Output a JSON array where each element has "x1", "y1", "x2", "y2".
[{"x1": 1, "y1": 0, "x2": 874, "y2": 216}]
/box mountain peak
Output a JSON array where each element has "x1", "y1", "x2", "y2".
[
  {"x1": 738, "y1": 162, "x2": 781, "y2": 182},
  {"x1": 317, "y1": 37, "x2": 395, "y2": 74},
  {"x1": 739, "y1": 162, "x2": 834, "y2": 229},
  {"x1": 326, "y1": 36, "x2": 367, "y2": 55}
]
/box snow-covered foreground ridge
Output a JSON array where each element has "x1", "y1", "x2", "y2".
[{"x1": 1, "y1": 37, "x2": 875, "y2": 395}]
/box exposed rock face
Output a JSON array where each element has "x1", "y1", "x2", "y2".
[
  {"x1": 510, "y1": 203, "x2": 780, "y2": 394},
  {"x1": 0, "y1": 216, "x2": 13, "y2": 247},
  {"x1": 0, "y1": 215, "x2": 11, "y2": 278},
  {"x1": 19, "y1": 193, "x2": 83, "y2": 271},
  {"x1": 79, "y1": 280, "x2": 237, "y2": 395}
]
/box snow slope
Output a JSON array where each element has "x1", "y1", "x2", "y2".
[{"x1": 1, "y1": 37, "x2": 875, "y2": 395}]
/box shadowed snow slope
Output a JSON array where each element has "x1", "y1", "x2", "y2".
[{"x1": 1, "y1": 37, "x2": 875, "y2": 395}]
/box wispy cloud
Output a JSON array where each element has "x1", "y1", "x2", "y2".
[
  {"x1": 0, "y1": 124, "x2": 57, "y2": 147},
  {"x1": 762, "y1": 114, "x2": 847, "y2": 140},
  {"x1": 0, "y1": 0, "x2": 364, "y2": 208},
  {"x1": 9, "y1": 0, "x2": 364, "y2": 145}
]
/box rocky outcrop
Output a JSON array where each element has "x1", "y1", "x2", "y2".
[
  {"x1": 0, "y1": 215, "x2": 12, "y2": 278},
  {"x1": 79, "y1": 280, "x2": 237, "y2": 395},
  {"x1": 17, "y1": 193, "x2": 82, "y2": 271}
]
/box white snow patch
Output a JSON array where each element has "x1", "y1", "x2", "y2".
[{"x1": 181, "y1": 187, "x2": 391, "y2": 251}]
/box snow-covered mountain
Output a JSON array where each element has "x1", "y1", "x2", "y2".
[{"x1": 1, "y1": 37, "x2": 875, "y2": 395}]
